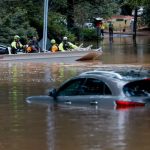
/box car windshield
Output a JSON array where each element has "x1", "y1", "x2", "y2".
[
  {"x1": 81, "y1": 69, "x2": 150, "y2": 81},
  {"x1": 116, "y1": 70, "x2": 150, "y2": 81},
  {"x1": 123, "y1": 79, "x2": 150, "y2": 97}
]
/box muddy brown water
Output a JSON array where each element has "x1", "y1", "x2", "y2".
[{"x1": 0, "y1": 36, "x2": 150, "y2": 150}]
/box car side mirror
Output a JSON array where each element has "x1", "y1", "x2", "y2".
[{"x1": 48, "y1": 88, "x2": 57, "y2": 98}]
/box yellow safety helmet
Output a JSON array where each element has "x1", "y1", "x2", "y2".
[
  {"x1": 51, "y1": 39, "x2": 56, "y2": 44},
  {"x1": 14, "y1": 35, "x2": 20, "y2": 40}
]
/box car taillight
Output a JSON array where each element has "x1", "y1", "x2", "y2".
[
  {"x1": 115, "y1": 100, "x2": 145, "y2": 107},
  {"x1": 115, "y1": 105, "x2": 144, "y2": 110},
  {"x1": 144, "y1": 78, "x2": 150, "y2": 80}
]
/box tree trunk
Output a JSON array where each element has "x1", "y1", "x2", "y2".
[{"x1": 67, "y1": 0, "x2": 74, "y2": 30}]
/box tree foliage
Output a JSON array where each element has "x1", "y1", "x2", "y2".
[
  {"x1": 0, "y1": 7, "x2": 37, "y2": 44},
  {"x1": 0, "y1": 0, "x2": 150, "y2": 44},
  {"x1": 127, "y1": 0, "x2": 150, "y2": 6},
  {"x1": 0, "y1": 0, "x2": 119, "y2": 44}
]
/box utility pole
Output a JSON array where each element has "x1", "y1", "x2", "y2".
[
  {"x1": 42, "y1": 0, "x2": 49, "y2": 52},
  {"x1": 133, "y1": 7, "x2": 137, "y2": 40},
  {"x1": 67, "y1": 0, "x2": 74, "y2": 30}
]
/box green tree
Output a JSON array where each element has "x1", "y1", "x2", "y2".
[
  {"x1": 0, "y1": 7, "x2": 37, "y2": 44},
  {"x1": 1, "y1": 0, "x2": 149, "y2": 44}
]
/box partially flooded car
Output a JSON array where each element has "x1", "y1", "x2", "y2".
[
  {"x1": 0, "y1": 45, "x2": 9, "y2": 54},
  {"x1": 26, "y1": 70, "x2": 150, "y2": 108}
]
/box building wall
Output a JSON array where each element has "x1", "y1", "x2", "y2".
[{"x1": 106, "y1": 16, "x2": 133, "y2": 32}]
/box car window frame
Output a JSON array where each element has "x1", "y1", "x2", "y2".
[
  {"x1": 56, "y1": 76, "x2": 112, "y2": 97},
  {"x1": 56, "y1": 77, "x2": 87, "y2": 96},
  {"x1": 80, "y1": 77, "x2": 112, "y2": 96},
  {"x1": 123, "y1": 79, "x2": 150, "y2": 97}
]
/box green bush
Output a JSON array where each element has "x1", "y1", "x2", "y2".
[
  {"x1": 0, "y1": 8, "x2": 38, "y2": 45},
  {"x1": 80, "y1": 28, "x2": 97, "y2": 40},
  {"x1": 47, "y1": 12, "x2": 76, "y2": 43}
]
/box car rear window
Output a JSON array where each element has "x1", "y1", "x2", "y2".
[{"x1": 123, "y1": 79, "x2": 150, "y2": 97}]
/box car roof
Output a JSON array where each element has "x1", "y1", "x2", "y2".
[
  {"x1": 78, "y1": 71, "x2": 127, "y2": 88},
  {"x1": 67, "y1": 71, "x2": 125, "y2": 96},
  {"x1": 80, "y1": 70, "x2": 123, "y2": 79},
  {"x1": 80, "y1": 70, "x2": 123, "y2": 80},
  {"x1": 79, "y1": 70, "x2": 150, "y2": 81}
]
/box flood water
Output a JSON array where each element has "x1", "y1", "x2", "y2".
[{"x1": 0, "y1": 36, "x2": 150, "y2": 150}]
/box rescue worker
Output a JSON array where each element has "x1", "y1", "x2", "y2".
[
  {"x1": 99, "y1": 22, "x2": 105, "y2": 37},
  {"x1": 109, "y1": 22, "x2": 114, "y2": 37},
  {"x1": 11, "y1": 35, "x2": 23, "y2": 54},
  {"x1": 26, "y1": 36, "x2": 40, "y2": 53},
  {"x1": 58, "y1": 36, "x2": 78, "y2": 52},
  {"x1": 49, "y1": 39, "x2": 59, "y2": 52}
]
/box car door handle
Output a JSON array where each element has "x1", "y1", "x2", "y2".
[
  {"x1": 64, "y1": 100, "x2": 72, "y2": 105},
  {"x1": 90, "y1": 100, "x2": 98, "y2": 105}
]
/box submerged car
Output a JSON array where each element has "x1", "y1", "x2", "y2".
[{"x1": 26, "y1": 70, "x2": 150, "y2": 108}]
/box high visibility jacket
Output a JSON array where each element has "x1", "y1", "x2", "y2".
[
  {"x1": 51, "y1": 44, "x2": 59, "y2": 52},
  {"x1": 59, "y1": 42, "x2": 78, "y2": 51},
  {"x1": 11, "y1": 41, "x2": 23, "y2": 49},
  {"x1": 58, "y1": 43, "x2": 65, "y2": 52},
  {"x1": 101, "y1": 24, "x2": 105, "y2": 30}
]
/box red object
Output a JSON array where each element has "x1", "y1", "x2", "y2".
[
  {"x1": 144, "y1": 78, "x2": 150, "y2": 80},
  {"x1": 116, "y1": 105, "x2": 143, "y2": 110},
  {"x1": 96, "y1": 22, "x2": 101, "y2": 27},
  {"x1": 115, "y1": 100, "x2": 145, "y2": 107}
]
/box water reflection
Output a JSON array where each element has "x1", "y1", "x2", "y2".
[
  {"x1": 85, "y1": 35, "x2": 150, "y2": 64},
  {"x1": 47, "y1": 106, "x2": 55, "y2": 150},
  {"x1": 44, "y1": 105, "x2": 150, "y2": 150}
]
